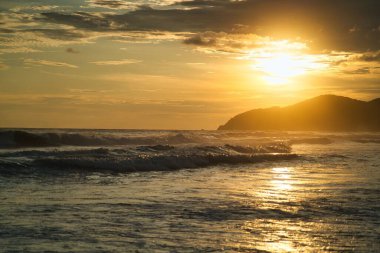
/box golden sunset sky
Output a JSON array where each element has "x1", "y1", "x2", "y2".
[{"x1": 0, "y1": 0, "x2": 379, "y2": 129}]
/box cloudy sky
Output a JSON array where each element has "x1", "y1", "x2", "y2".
[{"x1": 1, "y1": 0, "x2": 379, "y2": 129}]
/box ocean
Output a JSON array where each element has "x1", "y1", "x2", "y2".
[{"x1": 0, "y1": 129, "x2": 379, "y2": 252}]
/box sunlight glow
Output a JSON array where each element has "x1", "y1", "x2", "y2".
[
  {"x1": 271, "y1": 167, "x2": 293, "y2": 191},
  {"x1": 252, "y1": 53, "x2": 327, "y2": 85}
]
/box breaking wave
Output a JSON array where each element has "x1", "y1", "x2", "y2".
[
  {"x1": 0, "y1": 143, "x2": 298, "y2": 173},
  {"x1": 33, "y1": 153, "x2": 299, "y2": 173}
]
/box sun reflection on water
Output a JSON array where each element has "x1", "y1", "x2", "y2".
[
  {"x1": 271, "y1": 167, "x2": 293, "y2": 191},
  {"x1": 211, "y1": 162, "x2": 375, "y2": 252},
  {"x1": 245, "y1": 167, "x2": 303, "y2": 252}
]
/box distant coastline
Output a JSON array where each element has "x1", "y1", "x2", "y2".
[{"x1": 218, "y1": 95, "x2": 380, "y2": 131}]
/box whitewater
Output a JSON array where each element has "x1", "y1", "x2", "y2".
[{"x1": 0, "y1": 129, "x2": 379, "y2": 252}]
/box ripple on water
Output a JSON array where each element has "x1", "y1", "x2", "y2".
[{"x1": 1, "y1": 142, "x2": 380, "y2": 252}]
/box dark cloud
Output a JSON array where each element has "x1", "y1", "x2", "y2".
[
  {"x1": 36, "y1": 0, "x2": 380, "y2": 52},
  {"x1": 66, "y1": 48, "x2": 79, "y2": 53},
  {"x1": 358, "y1": 51, "x2": 380, "y2": 62},
  {"x1": 182, "y1": 31, "x2": 274, "y2": 53},
  {"x1": 344, "y1": 67, "x2": 372, "y2": 75},
  {"x1": 40, "y1": 12, "x2": 113, "y2": 31},
  {"x1": 184, "y1": 32, "x2": 218, "y2": 47},
  {"x1": 335, "y1": 51, "x2": 380, "y2": 65},
  {"x1": 30, "y1": 28, "x2": 87, "y2": 41},
  {"x1": 0, "y1": 28, "x2": 14, "y2": 33}
]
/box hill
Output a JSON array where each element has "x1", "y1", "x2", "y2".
[{"x1": 218, "y1": 95, "x2": 380, "y2": 131}]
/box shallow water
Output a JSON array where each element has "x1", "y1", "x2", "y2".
[{"x1": 0, "y1": 130, "x2": 380, "y2": 252}]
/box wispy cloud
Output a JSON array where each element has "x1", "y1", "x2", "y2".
[
  {"x1": 90, "y1": 59, "x2": 141, "y2": 65},
  {"x1": 85, "y1": 0, "x2": 178, "y2": 10},
  {"x1": 323, "y1": 51, "x2": 380, "y2": 76},
  {"x1": 184, "y1": 31, "x2": 307, "y2": 54},
  {"x1": 0, "y1": 47, "x2": 41, "y2": 54},
  {"x1": 24, "y1": 59, "x2": 78, "y2": 68},
  {"x1": 11, "y1": 5, "x2": 60, "y2": 12},
  {"x1": 86, "y1": 0, "x2": 138, "y2": 10}
]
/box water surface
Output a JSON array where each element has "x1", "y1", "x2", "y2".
[{"x1": 0, "y1": 130, "x2": 379, "y2": 252}]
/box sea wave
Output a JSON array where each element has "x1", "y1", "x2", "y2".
[
  {"x1": 0, "y1": 130, "x2": 201, "y2": 148},
  {"x1": 33, "y1": 153, "x2": 299, "y2": 173},
  {"x1": 0, "y1": 143, "x2": 297, "y2": 173}
]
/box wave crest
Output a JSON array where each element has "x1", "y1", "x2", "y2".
[
  {"x1": 34, "y1": 153, "x2": 298, "y2": 173},
  {"x1": 0, "y1": 143, "x2": 297, "y2": 173},
  {"x1": 0, "y1": 130, "x2": 201, "y2": 148}
]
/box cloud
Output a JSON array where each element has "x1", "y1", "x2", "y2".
[
  {"x1": 0, "y1": 12, "x2": 95, "y2": 50},
  {"x1": 11, "y1": 5, "x2": 60, "y2": 12},
  {"x1": 184, "y1": 32, "x2": 220, "y2": 47},
  {"x1": 90, "y1": 59, "x2": 141, "y2": 65},
  {"x1": 110, "y1": 31, "x2": 190, "y2": 43},
  {"x1": 0, "y1": 9, "x2": 185, "y2": 53},
  {"x1": 39, "y1": 0, "x2": 379, "y2": 52},
  {"x1": 66, "y1": 48, "x2": 79, "y2": 53},
  {"x1": 328, "y1": 50, "x2": 380, "y2": 65},
  {"x1": 184, "y1": 31, "x2": 306, "y2": 51},
  {"x1": 40, "y1": 12, "x2": 116, "y2": 31},
  {"x1": 2, "y1": 0, "x2": 379, "y2": 56},
  {"x1": 0, "y1": 47, "x2": 41, "y2": 54},
  {"x1": 86, "y1": 0, "x2": 178, "y2": 10},
  {"x1": 356, "y1": 51, "x2": 380, "y2": 62},
  {"x1": 0, "y1": 28, "x2": 15, "y2": 34},
  {"x1": 24, "y1": 59, "x2": 78, "y2": 68},
  {"x1": 343, "y1": 67, "x2": 372, "y2": 75},
  {"x1": 318, "y1": 50, "x2": 380, "y2": 76},
  {"x1": 29, "y1": 28, "x2": 88, "y2": 41},
  {"x1": 86, "y1": 0, "x2": 137, "y2": 9},
  {"x1": 183, "y1": 31, "x2": 307, "y2": 54}
]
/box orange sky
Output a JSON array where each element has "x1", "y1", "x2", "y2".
[{"x1": 0, "y1": 0, "x2": 379, "y2": 129}]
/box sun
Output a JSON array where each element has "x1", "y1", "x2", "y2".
[{"x1": 252, "y1": 53, "x2": 325, "y2": 85}]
